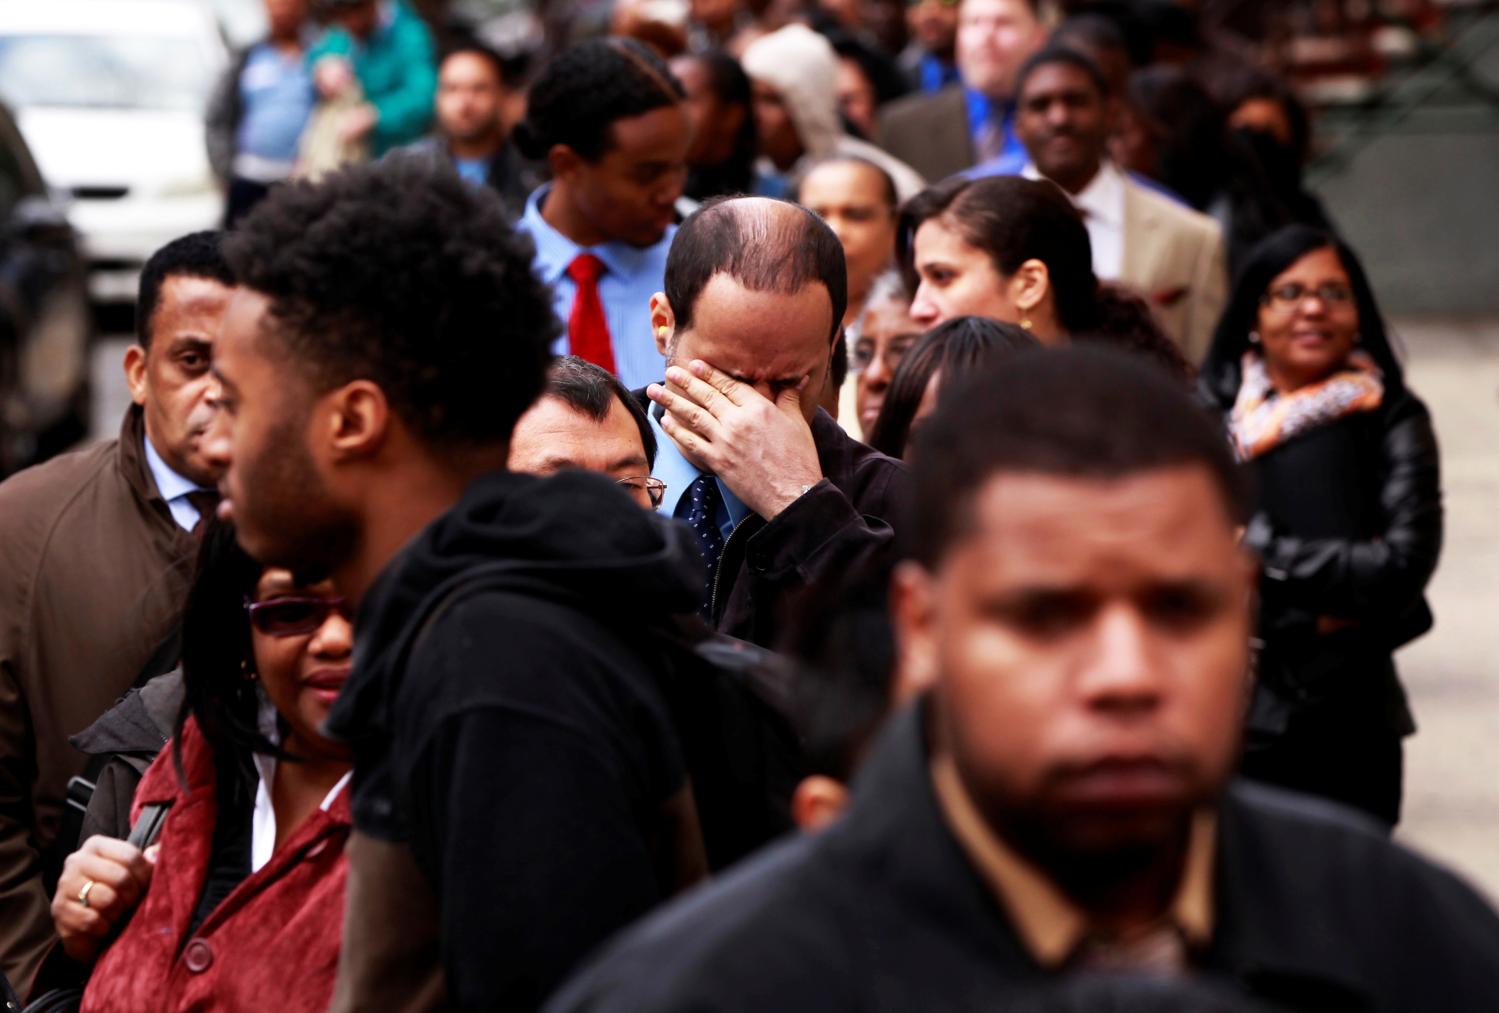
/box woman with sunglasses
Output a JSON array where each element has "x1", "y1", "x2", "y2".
[
  {"x1": 1199, "y1": 225, "x2": 1443, "y2": 829},
  {"x1": 49, "y1": 523, "x2": 355, "y2": 1011}
]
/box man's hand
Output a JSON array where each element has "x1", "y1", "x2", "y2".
[
  {"x1": 648, "y1": 360, "x2": 823, "y2": 520},
  {"x1": 51, "y1": 835, "x2": 158, "y2": 966}
]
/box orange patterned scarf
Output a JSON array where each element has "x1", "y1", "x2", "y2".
[{"x1": 1229, "y1": 350, "x2": 1384, "y2": 461}]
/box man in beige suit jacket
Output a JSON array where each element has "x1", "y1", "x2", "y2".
[{"x1": 1012, "y1": 47, "x2": 1226, "y2": 363}]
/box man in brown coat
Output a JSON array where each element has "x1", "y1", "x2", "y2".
[{"x1": 0, "y1": 232, "x2": 234, "y2": 995}]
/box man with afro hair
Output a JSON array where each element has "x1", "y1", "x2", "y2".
[{"x1": 210, "y1": 157, "x2": 712, "y2": 1011}]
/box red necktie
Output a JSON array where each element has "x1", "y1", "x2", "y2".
[{"x1": 566, "y1": 253, "x2": 617, "y2": 374}]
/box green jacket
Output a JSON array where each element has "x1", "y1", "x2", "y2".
[{"x1": 309, "y1": 0, "x2": 436, "y2": 155}]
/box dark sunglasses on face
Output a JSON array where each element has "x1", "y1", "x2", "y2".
[{"x1": 245, "y1": 595, "x2": 350, "y2": 637}]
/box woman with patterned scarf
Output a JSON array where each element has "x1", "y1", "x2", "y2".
[{"x1": 1198, "y1": 225, "x2": 1443, "y2": 828}]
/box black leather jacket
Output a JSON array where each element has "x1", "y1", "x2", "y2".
[{"x1": 1200, "y1": 363, "x2": 1443, "y2": 733}]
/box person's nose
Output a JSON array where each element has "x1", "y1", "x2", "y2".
[
  {"x1": 1077, "y1": 603, "x2": 1163, "y2": 718},
  {"x1": 910, "y1": 285, "x2": 940, "y2": 326},
  {"x1": 200, "y1": 402, "x2": 232, "y2": 473},
  {"x1": 864, "y1": 347, "x2": 892, "y2": 390},
  {"x1": 309, "y1": 612, "x2": 354, "y2": 660}
]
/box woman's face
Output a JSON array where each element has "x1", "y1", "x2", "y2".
[
  {"x1": 910, "y1": 218, "x2": 1018, "y2": 328},
  {"x1": 853, "y1": 295, "x2": 920, "y2": 437},
  {"x1": 248, "y1": 569, "x2": 354, "y2": 760},
  {"x1": 902, "y1": 369, "x2": 944, "y2": 461},
  {"x1": 800, "y1": 161, "x2": 897, "y2": 305},
  {"x1": 1255, "y1": 246, "x2": 1359, "y2": 391}
]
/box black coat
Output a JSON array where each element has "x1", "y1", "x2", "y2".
[
  {"x1": 1199, "y1": 359, "x2": 1443, "y2": 737},
  {"x1": 325, "y1": 471, "x2": 711, "y2": 1011},
  {"x1": 635, "y1": 397, "x2": 910, "y2": 649},
  {"x1": 547, "y1": 702, "x2": 1499, "y2": 1012}
]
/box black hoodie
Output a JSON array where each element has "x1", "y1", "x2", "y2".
[{"x1": 326, "y1": 469, "x2": 713, "y2": 1011}]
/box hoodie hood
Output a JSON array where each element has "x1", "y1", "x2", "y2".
[
  {"x1": 742, "y1": 24, "x2": 843, "y2": 161},
  {"x1": 326, "y1": 469, "x2": 704, "y2": 745}
]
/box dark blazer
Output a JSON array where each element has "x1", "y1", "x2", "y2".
[
  {"x1": 0, "y1": 407, "x2": 197, "y2": 995},
  {"x1": 877, "y1": 84, "x2": 973, "y2": 183},
  {"x1": 548, "y1": 702, "x2": 1499, "y2": 1012},
  {"x1": 636, "y1": 395, "x2": 910, "y2": 648},
  {"x1": 400, "y1": 135, "x2": 542, "y2": 221}
]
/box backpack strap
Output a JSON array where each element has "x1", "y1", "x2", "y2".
[{"x1": 126, "y1": 802, "x2": 171, "y2": 851}]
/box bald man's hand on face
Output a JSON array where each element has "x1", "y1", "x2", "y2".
[{"x1": 649, "y1": 360, "x2": 823, "y2": 520}]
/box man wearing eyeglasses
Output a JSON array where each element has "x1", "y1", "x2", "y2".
[{"x1": 509, "y1": 356, "x2": 666, "y2": 509}]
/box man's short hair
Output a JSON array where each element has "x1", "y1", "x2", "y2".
[
  {"x1": 440, "y1": 39, "x2": 508, "y2": 88},
  {"x1": 664, "y1": 197, "x2": 847, "y2": 345},
  {"x1": 513, "y1": 38, "x2": 683, "y2": 163},
  {"x1": 910, "y1": 346, "x2": 1246, "y2": 567},
  {"x1": 136, "y1": 230, "x2": 234, "y2": 350},
  {"x1": 543, "y1": 355, "x2": 658, "y2": 468},
  {"x1": 224, "y1": 159, "x2": 559, "y2": 451},
  {"x1": 1015, "y1": 45, "x2": 1111, "y2": 101}
]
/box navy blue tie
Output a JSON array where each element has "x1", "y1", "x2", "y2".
[{"x1": 684, "y1": 474, "x2": 725, "y2": 617}]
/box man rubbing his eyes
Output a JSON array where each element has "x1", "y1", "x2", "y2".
[{"x1": 644, "y1": 196, "x2": 909, "y2": 648}]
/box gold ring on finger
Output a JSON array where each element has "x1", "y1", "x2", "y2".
[{"x1": 78, "y1": 880, "x2": 96, "y2": 909}]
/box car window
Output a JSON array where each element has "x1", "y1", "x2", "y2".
[{"x1": 0, "y1": 34, "x2": 215, "y2": 112}]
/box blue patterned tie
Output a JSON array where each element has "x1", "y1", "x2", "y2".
[{"x1": 683, "y1": 474, "x2": 725, "y2": 617}]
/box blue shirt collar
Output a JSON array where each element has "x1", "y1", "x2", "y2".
[
  {"x1": 142, "y1": 431, "x2": 199, "y2": 505},
  {"x1": 647, "y1": 402, "x2": 751, "y2": 532},
  {"x1": 520, "y1": 185, "x2": 665, "y2": 285},
  {"x1": 964, "y1": 88, "x2": 1014, "y2": 135}
]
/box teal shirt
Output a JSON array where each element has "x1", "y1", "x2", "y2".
[{"x1": 309, "y1": 0, "x2": 436, "y2": 155}]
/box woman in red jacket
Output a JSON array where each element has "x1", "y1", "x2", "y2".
[{"x1": 51, "y1": 523, "x2": 354, "y2": 1011}]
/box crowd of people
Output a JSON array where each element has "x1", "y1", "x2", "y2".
[{"x1": 0, "y1": 0, "x2": 1489, "y2": 1009}]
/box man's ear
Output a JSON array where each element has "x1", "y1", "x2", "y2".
[
  {"x1": 1010, "y1": 257, "x2": 1051, "y2": 316},
  {"x1": 323, "y1": 380, "x2": 390, "y2": 463},
  {"x1": 123, "y1": 344, "x2": 148, "y2": 407},
  {"x1": 890, "y1": 559, "x2": 940, "y2": 703},
  {"x1": 791, "y1": 776, "x2": 849, "y2": 833},
  {"x1": 547, "y1": 143, "x2": 582, "y2": 182},
  {"x1": 649, "y1": 292, "x2": 675, "y2": 356}
]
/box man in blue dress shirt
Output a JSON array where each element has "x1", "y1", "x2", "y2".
[{"x1": 514, "y1": 39, "x2": 691, "y2": 394}]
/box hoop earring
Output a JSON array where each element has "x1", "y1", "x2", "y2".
[{"x1": 241, "y1": 659, "x2": 257, "y2": 681}]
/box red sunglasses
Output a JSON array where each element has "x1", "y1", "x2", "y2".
[{"x1": 244, "y1": 596, "x2": 350, "y2": 638}]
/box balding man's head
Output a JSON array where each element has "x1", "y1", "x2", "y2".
[
  {"x1": 650, "y1": 197, "x2": 846, "y2": 424},
  {"x1": 663, "y1": 197, "x2": 848, "y2": 346}
]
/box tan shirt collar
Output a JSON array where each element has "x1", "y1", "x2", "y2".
[{"x1": 931, "y1": 752, "x2": 1215, "y2": 969}]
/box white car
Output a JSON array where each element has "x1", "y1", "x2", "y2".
[{"x1": 0, "y1": 0, "x2": 227, "y2": 302}]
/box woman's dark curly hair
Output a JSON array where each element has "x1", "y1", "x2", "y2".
[
  {"x1": 868, "y1": 316, "x2": 1038, "y2": 459},
  {"x1": 1075, "y1": 283, "x2": 1195, "y2": 383},
  {"x1": 898, "y1": 176, "x2": 1103, "y2": 336},
  {"x1": 514, "y1": 37, "x2": 684, "y2": 163},
  {"x1": 173, "y1": 521, "x2": 278, "y2": 806},
  {"x1": 224, "y1": 158, "x2": 559, "y2": 452}
]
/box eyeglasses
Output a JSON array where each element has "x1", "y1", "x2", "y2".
[
  {"x1": 1261, "y1": 282, "x2": 1354, "y2": 308},
  {"x1": 851, "y1": 335, "x2": 919, "y2": 374},
  {"x1": 245, "y1": 596, "x2": 350, "y2": 638},
  {"x1": 616, "y1": 476, "x2": 667, "y2": 508}
]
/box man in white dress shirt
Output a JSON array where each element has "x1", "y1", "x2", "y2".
[{"x1": 1014, "y1": 47, "x2": 1226, "y2": 363}]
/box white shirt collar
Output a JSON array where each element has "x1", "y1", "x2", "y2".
[
  {"x1": 250, "y1": 693, "x2": 351, "y2": 873},
  {"x1": 1022, "y1": 160, "x2": 1126, "y2": 228}
]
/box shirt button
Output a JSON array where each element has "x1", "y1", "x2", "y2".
[{"x1": 184, "y1": 938, "x2": 214, "y2": 973}]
